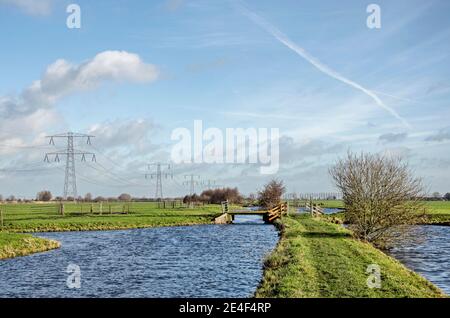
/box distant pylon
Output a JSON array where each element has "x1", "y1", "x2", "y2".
[
  {"x1": 183, "y1": 174, "x2": 200, "y2": 196},
  {"x1": 145, "y1": 163, "x2": 172, "y2": 200},
  {"x1": 44, "y1": 132, "x2": 95, "y2": 200},
  {"x1": 201, "y1": 180, "x2": 216, "y2": 189}
]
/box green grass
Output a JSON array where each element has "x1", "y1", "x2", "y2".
[
  {"x1": 301, "y1": 200, "x2": 450, "y2": 225},
  {"x1": 255, "y1": 215, "x2": 445, "y2": 298},
  {"x1": 0, "y1": 232, "x2": 60, "y2": 259},
  {"x1": 0, "y1": 202, "x2": 223, "y2": 232}
]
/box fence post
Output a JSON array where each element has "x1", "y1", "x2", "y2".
[
  {"x1": 99, "y1": 202, "x2": 103, "y2": 215},
  {"x1": 60, "y1": 203, "x2": 65, "y2": 216},
  {"x1": 0, "y1": 208, "x2": 3, "y2": 229}
]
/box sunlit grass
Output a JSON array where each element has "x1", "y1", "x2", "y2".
[
  {"x1": 255, "y1": 215, "x2": 446, "y2": 298},
  {"x1": 0, "y1": 232, "x2": 60, "y2": 259}
]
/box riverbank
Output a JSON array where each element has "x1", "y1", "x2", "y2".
[
  {"x1": 0, "y1": 204, "x2": 222, "y2": 259},
  {"x1": 0, "y1": 232, "x2": 60, "y2": 260},
  {"x1": 255, "y1": 215, "x2": 446, "y2": 298},
  {"x1": 315, "y1": 200, "x2": 450, "y2": 225},
  {"x1": 0, "y1": 204, "x2": 221, "y2": 233}
]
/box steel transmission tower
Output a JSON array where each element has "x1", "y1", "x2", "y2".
[
  {"x1": 145, "y1": 163, "x2": 172, "y2": 200},
  {"x1": 44, "y1": 132, "x2": 96, "y2": 200},
  {"x1": 201, "y1": 180, "x2": 217, "y2": 189},
  {"x1": 183, "y1": 174, "x2": 200, "y2": 196}
]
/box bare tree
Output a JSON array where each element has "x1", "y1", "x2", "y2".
[
  {"x1": 118, "y1": 193, "x2": 132, "y2": 201},
  {"x1": 258, "y1": 179, "x2": 286, "y2": 208},
  {"x1": 36, "y1": 190, "x2": 52, "y2": 202},
  {"x1": 84, "y1": 193, "x2": 93, "y2": 202},
  {"x1": 329, "y1": 152, "x2": 424, "y2": 247}
]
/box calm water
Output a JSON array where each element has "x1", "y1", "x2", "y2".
[
  {"x1": 0, "y1": 217, "x2": 278, "y2": 298},
  {"x1": 389, "y1": 225, "x2": 450, "y2": 295}
]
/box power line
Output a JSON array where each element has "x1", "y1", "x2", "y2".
[{"x1": 84, "y1": 162, "x2": 148, "y2": 188}]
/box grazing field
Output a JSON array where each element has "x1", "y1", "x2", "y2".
[
  {"x1": 0, "y1": 202, "x2": 223, "y2": 232},
  {"x1": 0, "y1": 232, "x2": 60, "y2": 259},
  {"x1": 255, "y1": 215, "x2": 445, "y2": 298},
  {"x1": 303, "y1": 200, "x2": 450, "y2": 225}
]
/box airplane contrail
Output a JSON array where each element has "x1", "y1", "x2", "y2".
[{"x1": 236, "y1": 2, "x2": 411, "y2": 128}]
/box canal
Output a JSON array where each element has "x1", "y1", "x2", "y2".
[
  {"x1": 0, "y1": 216, "x2": 278, "y2": 298},
  {"x1": 389, "y1": 225, "x2": 450, "y2": 295}
]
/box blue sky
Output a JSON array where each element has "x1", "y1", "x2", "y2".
[{"x1": 0, "y1": 0, "x2": 450, "y2": 198}]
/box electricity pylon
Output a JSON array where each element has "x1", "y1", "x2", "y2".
[
  {"x1": 145, "y1": 163, "x2": 172, "y2": 200},
  {"x1": 201, "y1": 180, "x2": 217, "y2": 189},
  {"x1": 183, "y1": 174, "x2": 200, "y2": 196},
  {"x1": 44, "y1": 132, "x2": 96, "y2": 200}
]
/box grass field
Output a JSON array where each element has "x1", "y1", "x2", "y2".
[
  {"x1": 255, "y1": 215, "x2": 446, "y2": 298},
  {"x1": 0, "y1": 202, "x2": 223, "y2": 232},
  {"x1": 301, "y1": 200, "x2": 450, "y2": 225},
  {"x1": 0, "y1": 232, "x2": 60, "y2": 260}
]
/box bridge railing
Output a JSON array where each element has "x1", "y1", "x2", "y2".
[
  {"x1": 305, "y1": 201, "x2": 324, "y2": 217},
  {"x1": 267, "y1": 202, "x2": 288, "y2": 222}
]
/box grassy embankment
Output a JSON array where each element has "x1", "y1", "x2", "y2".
[
  {"x1": 0, "y1": 232, "x2": 60, "y2": 260},
  {"x1": 256, "y1": 214, "x2": 446, "y2": 298},
  {"x1": 311, "y1": 200, "x2": 450, "y2": 225},
  {"x1": 0, "y1": 202, "x2": 223, "y2": 258},
  {"x1": 0, "y1": 202, "x2": 222, "y2": 233}
]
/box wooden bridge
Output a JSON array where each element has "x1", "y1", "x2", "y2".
[{"x1": 214, "y1": 201, "x2": 288, "y2": 224}]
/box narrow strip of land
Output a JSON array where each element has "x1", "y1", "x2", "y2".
[
  {"x1": 256, "y1": 215, "x2": 446, "y2": 298},
  {"x1": 0, "y1": 233, "x2": 60, "y2": 260}
]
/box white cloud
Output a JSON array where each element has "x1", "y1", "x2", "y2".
[
  {"x1": 0, "y1": 51, "x2": 159, "y2": 149},
  {"x1": 0, "y1": 0, "x2": 53, "y2": 15},
  {"x1": 0, "y1": 51, "x2": 159, "y2": 119},
  {"x1": 425, "y1": 126, "x2": 450, "y2": 142},
  {"x1": 379, "y1": 132, "x2": 408, "y2": 144},
  {"x1": 88, "y1": 119, "x2": 157, "y2": 150}
]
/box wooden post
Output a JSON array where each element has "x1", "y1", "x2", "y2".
[
  {"x1": 310, "y1": 196, "x2": 313, "y2": 217},
  {"x1": 60, "y1": 203, "x2": 65, "y2": 216},
  {"x1": 90, "y1": 204, "x2": 93, "y2": 214},
  {"x1": 99, "y1": 202, "x2": 103, "y2": 215},
  {"x1": 0, "y1": 208, "x2": 4, "y2": 229}
]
